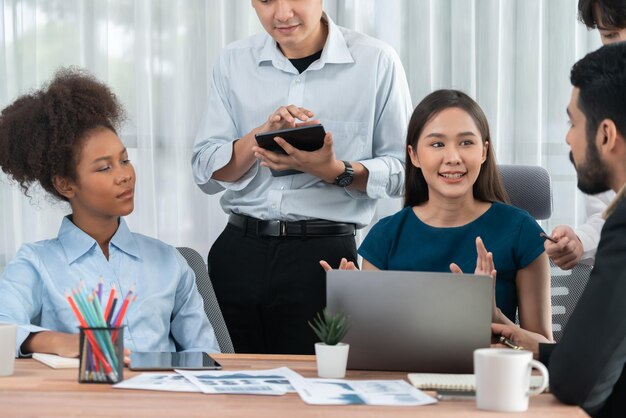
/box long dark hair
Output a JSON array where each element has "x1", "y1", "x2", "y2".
[{"x1": 404, "y1": 89, "x2": 508, "y2": 207}]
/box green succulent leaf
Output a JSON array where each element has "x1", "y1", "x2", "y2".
[{"x1": 308, "y1": 308, "x2": 351, "y2": 345}]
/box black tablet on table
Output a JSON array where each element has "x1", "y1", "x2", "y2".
[{"x1": 129, "y1": 351, "x2": 222, "y2": 371}]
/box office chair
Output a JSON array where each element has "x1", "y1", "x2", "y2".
[
  {"x1": 498, "y1": 164, "x2": 591, "y2": 342},
  {"x1": 177, "y1": 247, "x2": 235, "y2": 353},
  {"x1": 497, "y1": 164, "x2": 552, "y2": 220},
  {"x1": 550, "y1": 261, "x2": 592, "y2": 342}
]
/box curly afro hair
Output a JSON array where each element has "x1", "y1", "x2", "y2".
[{"x1": 0, "y1": 67, "x2": 125, "y2": 201}]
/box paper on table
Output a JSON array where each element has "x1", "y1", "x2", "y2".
[
  {"x1": 175, "y1": 367, "x2": 297, "y2": 395},
  {"x1": 113, "y1": 373, "x2": 201, "y2": 392},
  {"x1": 408, "y1": 373, "x2": 548, "y2": 393},
  {"x1": 32, "y1": 353, "x2": 79, "y2": 369},
  {"x1": 288, "y1": 374, "x2": 438, "y2": 406}
]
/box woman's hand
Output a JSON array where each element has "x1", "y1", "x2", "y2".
[
  {"x1": 123, "y1": 348, "x2": 131, "y2": 367},
  {"x1": 450, "y1": 237, "x2": 501, "y2": 321},
  {"x1": 319, "y1": 258, "x2": 358, "y2": 272},
  {"x1": 53, "y1": 333, "x2": 80, "y2": 358},
  {"x1": 450, "y1": 236, "x2": 497, "y2": 279}
]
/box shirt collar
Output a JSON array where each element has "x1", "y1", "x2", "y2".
[
  {"x1": 603, "y1": 183, "x2": 626, "y2": 219},
  {"x1": 257, "y1": 12, "x2": 354, "y2": 71},
  {"x1": 58, "y1": 216, "x2": 141, "y2": 264}
]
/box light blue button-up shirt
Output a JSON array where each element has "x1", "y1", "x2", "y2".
[
  {"x1": 192, "y1": 14, "x2": 412, "y2": 228},
  {"x1": 0, "y1": 217, "x2": 220, "y2": 356}
]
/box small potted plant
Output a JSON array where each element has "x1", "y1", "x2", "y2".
[{"x1": 309, "y1": 308, "x2": 351, "y2": 378}]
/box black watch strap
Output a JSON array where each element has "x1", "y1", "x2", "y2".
[{"x1": 333, "y1": 161, "x2": 354, "y2": 187}]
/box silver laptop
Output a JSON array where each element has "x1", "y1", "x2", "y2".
[{"x1": 326, "y1": 270, "x2": 493, "y2": 373}]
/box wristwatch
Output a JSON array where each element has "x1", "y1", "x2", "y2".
[{"x1": 333, "y1": 160, "x2": 354, "y2": 187}]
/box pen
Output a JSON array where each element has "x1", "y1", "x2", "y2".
[
  {"x1": 540, "y1": 232, "x2": 558, "y2": 243},
  {"x1": 499, "y1": 335, "x2": 524, "y2": 350},
  {"x1": 436, "y1": 390, "x2": 475, "y2": 401}
]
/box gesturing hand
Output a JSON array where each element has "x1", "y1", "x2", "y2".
[
  {"x1": 319, "y1": 258, "x2": 358, "y2": 272},
  {"x1": 450, "y1": 236, "x2": 497, "y2": 279},
  {"x1": 450, "y1": 237, "x2": 501, "y2": 322},
  {"x1": 543, "y1": 225, "x2": 583, "y2": 270}
]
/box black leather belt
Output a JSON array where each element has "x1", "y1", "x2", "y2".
[{"x1": 228, "y1": 213, "x2": 356, "y2": 237}]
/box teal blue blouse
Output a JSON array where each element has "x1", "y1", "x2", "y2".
[{"x1": 358, "y1": 202, "x2": 545, "y2": 321}]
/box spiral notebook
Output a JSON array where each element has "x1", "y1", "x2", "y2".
[{"x1": 407, "y1": 373, "x2": 548, "y2": 392}]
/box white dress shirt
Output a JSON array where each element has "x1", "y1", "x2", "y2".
[
  {"x1": 191, "y1": 14, "x2": 412, "y2": 228},
  {"x1": 577, "y1": 190, "x2": 616, "y2": 265}
]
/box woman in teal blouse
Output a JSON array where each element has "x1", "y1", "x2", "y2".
[
  {"x1": 0, "y1": 69, "x2": 220, "y2": 357},
  {"x1": 323, "y1": 90, "x2": 552, "y2": 340}
]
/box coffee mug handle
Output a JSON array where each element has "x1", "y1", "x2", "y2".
[{"x1": 528, "y1": 359, "x2": 549, "y2": 396}]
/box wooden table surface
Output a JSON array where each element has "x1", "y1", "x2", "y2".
[{"x1": 0, "y1": 354, "x2": 589, "y2": 417}]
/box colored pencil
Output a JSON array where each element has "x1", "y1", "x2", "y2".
[
  {"x1": 65, "y1": 293, "x2": 114, "y2": 377},
  {"x1": 103, "y1": 284, "x2": 116, "y2": 321}
]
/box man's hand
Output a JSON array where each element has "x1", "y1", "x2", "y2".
[
  {"x1": 544, "y1": 225, "x2": 583, "y2": 270},
  {"x1": 491, "y1": 323, "x2": 552, "y2": 360},
  {"x1": 258, "y1": 105, "x2": 316, "y2": 133},
  {"x1": 253, "y1": 131, "x2": 344, "y2": 182}
]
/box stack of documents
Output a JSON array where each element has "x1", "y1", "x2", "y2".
[{"x1": 114, "y1": 367, "x2": 437, "y2": 406}]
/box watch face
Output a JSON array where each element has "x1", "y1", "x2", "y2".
[{"x1": 336, "y1": 174, "x2": 354, "y2": 187}]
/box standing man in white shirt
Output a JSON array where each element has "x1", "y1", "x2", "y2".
[
  {"x1": 192, "y1": 0, "x2": 412, "y2": 354},
  {"x1": 544, "y1": 0, "x2": 622, "y2": 270}
]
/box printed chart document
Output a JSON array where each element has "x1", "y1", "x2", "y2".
[
  {"x1": 289, "y1": 376, "x2": 438, "y2": 406},
  {"x1": 113, "y1": 373, "x2": 201, "y2": 392},
  {"x1": 175, "y1": 367, "x2": 297, "y2": 395}
]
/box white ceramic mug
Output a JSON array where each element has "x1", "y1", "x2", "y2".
[
  {"x1": 474, "y1": 348, "x2": 549, "y2": 412},
  {"x1": 0, "y1": 323, "x2": 17, "y2": 377}
]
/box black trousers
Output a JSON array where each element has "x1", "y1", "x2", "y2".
[{"x1": 208, "y1": 223, "x2": 357, "y2": 354}]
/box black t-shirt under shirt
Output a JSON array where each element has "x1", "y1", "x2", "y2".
[{"x1": 289, "y1": 49, "x2": 323, "y2": 74}]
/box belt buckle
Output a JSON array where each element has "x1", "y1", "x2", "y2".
[{"x1": 279, "y1": 221, "x2": 287, "y2": 237}]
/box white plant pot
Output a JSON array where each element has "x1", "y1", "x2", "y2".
[{"x1": 315, "y1": 342, "x2": 350, "y2": 378}]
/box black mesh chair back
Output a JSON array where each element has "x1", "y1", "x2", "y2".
[
  {"x1": 498, "y1": 164, "x2": 553, "y2": 220},
  {"x1": 177, "y1": 247, "x2": 235, "y2": 353}
]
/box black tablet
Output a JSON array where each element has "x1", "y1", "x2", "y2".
[
  {"x1": 129, "y1": 351, "x2": 222, "y2": 371},
  {"x1": 255, "y1": 123, "x2": 325, "y2": 153},
  {"x1": 255, "y1": 124, "x2": 326, "y2": 176}
]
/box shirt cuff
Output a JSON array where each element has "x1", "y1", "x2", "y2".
[
  {"x1": 16, "y1": 325, "x2": 49, "y2": 357},
  {"x1": 197, "y1": 142, "x2": 259, "y2": 194},
  {"x1": 359, "y1": 158, "x2": 401, "y2": 199},
  {"x1": 538, "y1": 342, "x2": 556, "y2": 366}
]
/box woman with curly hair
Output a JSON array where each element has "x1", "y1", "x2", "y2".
[{"x1": 0, "y1": 68, "x2": 219, "y2": 358}]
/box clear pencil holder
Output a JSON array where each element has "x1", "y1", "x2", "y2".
[{"x1": 78, "y1": 326, "x2": 124, "y2": 384}]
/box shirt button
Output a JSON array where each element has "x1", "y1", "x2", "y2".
[
  {"x1": 271, "y1": 204, "x2": 277, "y2": 209},
  {"x1": 295, "y1": 78, "x2": 301, "y2": 83},
  {"x1": 281, "y1": 187, "x2": 285, "y2": 190}
]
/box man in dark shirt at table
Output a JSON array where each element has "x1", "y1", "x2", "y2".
[{"x1": 492, "y1": 42, "x2": 626, "y2": 418}]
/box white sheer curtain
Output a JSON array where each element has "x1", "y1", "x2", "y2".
[{"x1": 0, "y1": 0, "x2": 601, "y2": 269}]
